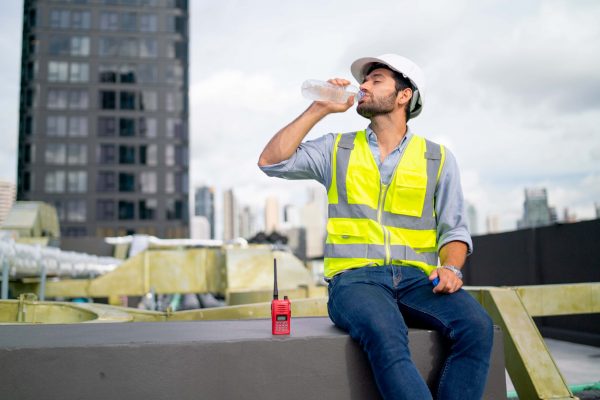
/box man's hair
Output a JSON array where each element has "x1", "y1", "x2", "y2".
[{"x1": 365, "y1": 63, "x2": 414, "y2": 120}]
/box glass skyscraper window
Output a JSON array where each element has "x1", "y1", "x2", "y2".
[
  {"x1": 119, "y1": 145, "x2": 136, "y2": 164},
  {"x1": 47, "y1": 116, "x2": 68, "y2": 136},
  {"x1": 50, "y1": 10, "x2": 70, "y2": 29},
  {"x1": 139, "y1": 38, "x2": 157, "y2": 58},
  {"x1": 70, "y1": 11, "x2": 91, "y2": 29},
  {"x1": 119, "y1": 118, "x2": 136, "y2": 136},
  {"x1": 139, "y1": 117, "x2": 157, "y2": 137},
  {"x1": 49, "y1": 36, "x2": 90, "y2": 56},
  {"x1": 120, "y1": 12, "x2": 137, "y2": 31},
  {"x1": 97, "y1": 171, "x2": 116, "y2": 192},
  {"x1": 45, "y1": 143, "x2": 66, "y2": 164},
  {"x1": 66, "y1": 199, "x2": 86, "y2": 222},
  {"x1": 118, "y1": 201, "x2": 135, "y2": 220},
  {"x1": 69, "y1": 63, "x2": 89, "y2": 82},
  {"x1": 165, "y1": 145, "x2": 174, "y2": 166},
  {"x1": 98, "y1": 144, "x2": 116, "y2": 164},
  {"x1": 118, "y1": 173, "x2": 135, "y2": 192},
  {"x1": 120, "y1": 91, "x2": 136, "y2": 110},
  {"x1": 68, "y1": 90, "x2": 88, "y2": 109},
  {"x1": 139, "y1": 171, "x2": 156, "y2": 193},
  {"x1": 47, "y1": 61, "x2": 89, "y2": 82},
  {"x1": 48, "y1": 61, "x2": 69, "y2": 82},
  {"x1": 139, "y1": 199, "x2": 157, "y2": 220},
  {"x1": 98, "y1": 117, "x2": 117, "y2": 136},
  {"x1": 68, "y1": 116, "x2": 88, "y2": 137},
  {"x1": 67, "y1": 144, "x2": 87, "y2": 165},
  {"x1": 67, "y1": 171, "x2": 87, "y2": 193},
  {"x1": 45, "y1": 170, "x2": 66, "y2": 193},
  {"x1": 100, "y1": 12, "x2": 119, "y2": 31},
  {"x1": 137, "y1": 64, "x2": 157, "y2": 83},
  {"x1": 100, "y1": 90, "x2": 116, "y2": 109},
  {"x1": 139, "y1": 91, "x2": 157, "y2": 110},
  {"x1": 139, "y1": 14, "x2": 157, "y2": 32},
  {"x1": 120, "y1": 65, "x2": 136, "y2": 83},
  {"x1": 96, "y1": 200, "x2": 115, "y2": 220}
]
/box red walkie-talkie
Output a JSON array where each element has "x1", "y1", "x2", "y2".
[{"x1": 271, "y1": 258, "x2": 291, "y2": 335}]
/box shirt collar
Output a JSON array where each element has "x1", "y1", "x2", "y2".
[{"x1": 365, "y1": 125, "x2": 413, "y2": 150}]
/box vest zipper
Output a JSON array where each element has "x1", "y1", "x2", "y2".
[{"x1": 378, "y1": 183, "x2": 391, "y2": 265}]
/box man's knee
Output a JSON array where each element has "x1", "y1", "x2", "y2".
[{"x1": 459, "y1": 307, "x2": 494, "y2": 352}]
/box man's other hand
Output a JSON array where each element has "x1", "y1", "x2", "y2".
[{"x1": 429, "y1": 267, "x2": 463, "y2": 294}]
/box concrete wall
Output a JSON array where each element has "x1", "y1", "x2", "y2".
[
  {"x1": 0, "y1": 317, "x2": 506, "y2": 399},
  {"x1": 464, "y1": 218, "x2": 600, "y2": 346}
]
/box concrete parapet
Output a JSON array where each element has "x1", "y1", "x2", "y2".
[{"x1": 0, "y1": 317, "x2": 506, "y2": 399}]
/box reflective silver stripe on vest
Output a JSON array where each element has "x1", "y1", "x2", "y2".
[
  {"x1": 324, "y1": 243, "x2": 437, "y2": 264},
  {"x1": 334, "y1": 132, "x2": 357, "y2": 207},
  {"x1": 329, "y1": 133, "x2": 442, "y2": 231}
]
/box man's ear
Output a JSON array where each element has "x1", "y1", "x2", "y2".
[{"x1": 397, "y1": 87, "x2": 412, "y2": 107}]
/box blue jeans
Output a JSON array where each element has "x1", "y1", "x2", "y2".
[{"x1": 327, "y1": 265, "x2": 493, "y2": 400}]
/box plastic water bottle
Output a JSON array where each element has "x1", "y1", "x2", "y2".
[{"x1": 301, "y1": 79, "x2": 361, "y2": 103}]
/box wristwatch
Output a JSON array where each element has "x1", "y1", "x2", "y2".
[{"x1": 440, "y1": 265, "x2": 463, "y2": 280}]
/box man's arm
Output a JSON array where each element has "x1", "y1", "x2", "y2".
[
  {"x1": 430, "y1": 241, "x2": 468, "y2": 294},
  {"x1": 258, "y1": 79, "x2": 354, "y2": 167},
  {"x1": 429, "y1": 148, "x2": 473, "y2": 294}
]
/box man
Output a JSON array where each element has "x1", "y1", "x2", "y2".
[{"x1": 258, "y1": 54, "x2": 493, "y2": 400}]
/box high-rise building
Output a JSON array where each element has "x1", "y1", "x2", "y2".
[
  {"x1": 486, "y1": 214, "x2": 500, "y2": 234},
  {"x1": 517, "y1": 188, "x2": 554, "y2": 229},
  {"x1": 465, "y1": 202, "x2": 478, "y2": 236},
  {"x1": 264, "y1": 195, "x2": 279, "y2": 233},
  {"x1": 190, "y1": 215, "x2": 210, "y2": 240},
  {"x1": 302, "y1": 187, "x2": 327, "y2": 258},
  {"x1": 16, "y1": 0, "x2": 189, "y2": 238},
  {"x1": 0, "y1": 181, "x2": 17, "y2": 226},
  {"x1": 596, "y1": 203, "x2": 600, "y2": 219},
  {"x1": 238, "y1": 205, "x2": 257, "y2": 239},
  {"x1": 223, "y1": 189, "x2": 238, "y2": 240},
  {"x1": 194, "y1": 186, "x2": 215, "y2": 239}
]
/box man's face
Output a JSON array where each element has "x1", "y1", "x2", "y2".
[{"x1": 356, "y1": 67, "x2": 399, "y2": 119}]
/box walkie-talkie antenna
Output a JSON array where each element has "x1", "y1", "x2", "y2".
[{"x1": 273, "y1": 258, "x2": 279, "y2": 300}]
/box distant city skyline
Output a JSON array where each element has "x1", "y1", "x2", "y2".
[{"x1": 0, "y1": 1, "x2": 598, "y2": 235}]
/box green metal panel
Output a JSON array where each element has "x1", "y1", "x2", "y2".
[
  {"x1": 476, "y1": 288, "x2": 576, "y2": 400},
  {"x1": 515, "y1": 283, "x2": 600, "y2": 317}
]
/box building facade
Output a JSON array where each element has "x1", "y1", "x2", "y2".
[{"x1": 17, "y1": 0, "x2": 189, "y2": 238}]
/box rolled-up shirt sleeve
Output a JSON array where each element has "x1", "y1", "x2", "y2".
[
  {"x1": 435, "y1": 148, "x2": 474, "y2": 255},
  {"x1": 259, "y1": 133, "x2": 335, "y2": 188}
]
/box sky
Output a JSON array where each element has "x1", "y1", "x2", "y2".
[{"x1": 1, "y1": 0, "x2": 599, "y2": 235}]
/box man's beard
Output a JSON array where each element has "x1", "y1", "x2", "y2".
[{"x1": 356, "y1": 91, "x2": 397, "y2": 118}]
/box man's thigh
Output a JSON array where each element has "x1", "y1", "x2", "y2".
[{"x1": 327, "y1": 268, "x2": 408, "y2": 338}]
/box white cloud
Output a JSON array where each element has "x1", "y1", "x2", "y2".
[{"x1": 0, "y1": 0, "x2": 599, "y2": 238}]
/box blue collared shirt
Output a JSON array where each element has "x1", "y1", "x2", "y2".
[{"x1": 260, "y1": 125, "x2": 473, "y2": 255}]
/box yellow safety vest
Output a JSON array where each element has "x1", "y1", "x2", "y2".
[{"x1": 324, "y1": 130, "x2": 445, "y2": 278}]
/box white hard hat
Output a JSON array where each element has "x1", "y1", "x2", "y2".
[{"x1": 351, "y1": 54, "x2": 425, "y2": 118}]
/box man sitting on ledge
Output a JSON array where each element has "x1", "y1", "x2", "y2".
[{"x1": 258, "y1": 54, "x2": 493, "y2": 400}]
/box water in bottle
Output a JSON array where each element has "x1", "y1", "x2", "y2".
[{"x1": 301, "y1": 79, "x2": 361, "y2": 103}]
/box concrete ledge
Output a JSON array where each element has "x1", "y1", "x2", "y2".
[{"x1": 0, "y1": 317, "x2": 506, "y2": 399}]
